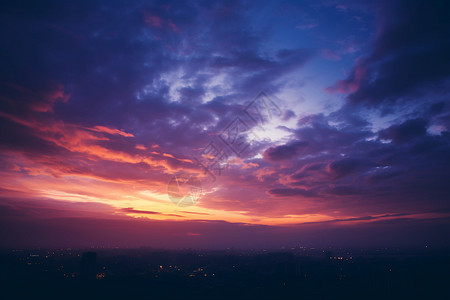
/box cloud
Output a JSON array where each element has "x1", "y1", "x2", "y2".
[
  {"x1": 144, "y1": 12, "x2": 163, "y2": 27},
  {"x1": 268, "y1": 188, "x2": 315, "y2": 197},
  {"x1": 326, "y1": 185, "x2": 363, "y2": 196},
  {"x1": 378, "y1": 118, "x2": 427, "y2": 143},
  {"x1": 328, "y1": 0, "x2": 450, "y2": 106},
  {"x1": 120, "y1": 207, "x2": 182, "y2": 218},
  {"x1": 328, "y1": 158, "x2": 373, "y2": 179},
  {"x1": 88, "y1": 126, "x2": 135, "y2": 137},
  {"x1": 325, "y1": 60, "x2": 366, "y2": 94},
  {"x1": 264, "y1": 141, "x2": 308, "y2": 160}
]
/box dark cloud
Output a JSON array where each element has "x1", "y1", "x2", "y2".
[
  {"x1": 366, "y1": 170, "x2": 402, "y2": 184},
  {"x1": 120, "y1": 207, "x2": 182, "y2": 217},
  {"x1": 268, "y1": 188, "x2": 315, "y2": 197},
  {"x1": 294, "y1": 113, "x2": 372, "y2": 153},
  {"x1": 378, "y1": 118, "x2": 428, "y2": 143},
  {"x1": 326, "y1": 185, "x2": 363, "y2": 196},
  {"x1": 328, "y1": 158, "x2": 373, "y2": 178},
  {"x1": 252, "y1": 105, "x2": 450, "y2": 214},
  {"x1": 328, "y1": 0, "x2": 450, "y2": 107},
  {"x1": 264, "y1": 141, "x2": 308, "y2": 160}
]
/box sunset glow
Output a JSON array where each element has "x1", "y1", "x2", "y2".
[{"x1": 1, "y1": 0, "x2": 449, "y2": 249}]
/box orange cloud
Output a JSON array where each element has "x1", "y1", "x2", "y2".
[{"x1": 88, "y1": 125, "x2": 135, "y2": 137}]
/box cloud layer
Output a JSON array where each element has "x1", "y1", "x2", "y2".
[{"x1": 1, "y1": 0, "x2": 449, "y2": 248}]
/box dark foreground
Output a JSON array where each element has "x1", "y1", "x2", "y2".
[{"x1": 1, "y1": 247, "x2": 449, "y2": 299}]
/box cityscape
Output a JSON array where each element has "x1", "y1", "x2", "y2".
[{"x1": 2, "y1": 246, "x2": 449, "y2": 299}]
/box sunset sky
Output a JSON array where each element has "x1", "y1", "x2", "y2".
[{"x1": 1, "y1": 0, "x2": 449, "y2": 249}]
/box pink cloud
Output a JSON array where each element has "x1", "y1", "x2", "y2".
[
  {"x1": 326, "y1": 60, "x2": 367, "y2": 94},
  {"x1": 5, "y1": 81, "x2": 70, "y2": 113},
  {"x1": 326, "y1": 79, "x2": 359, "y2": 94},
  {"x1": 168, "y1": 20, "x2": 180, "y2": 32},
  {"x1": 144, "y1": 12, "x2": 163, "y2": 27},
  {"x1": 89, "y1": 125, "x2": 134, "y2": 137},
  {"x1": 144, "y1": 12, "x2": 180, "y2": 33}
]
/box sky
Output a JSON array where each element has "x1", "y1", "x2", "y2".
[{"x1": 1, "y1": 0, "x2": 450, "y2": 249}]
